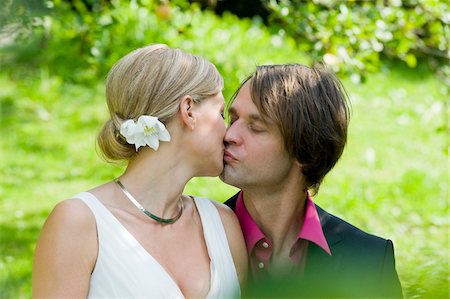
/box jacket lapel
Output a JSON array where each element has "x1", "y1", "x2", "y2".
[
  {"x1": 304, "y1": 205, "x2": 343, "y2": 278},
  {"x1": 316, "y1": 205, "x2": 342, "y2": 247},
  {"x1": 224, "y1": 193, "x2": 239, "y2": 210}
]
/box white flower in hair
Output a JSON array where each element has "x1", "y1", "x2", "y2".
[{"x1": 120, "y1": 115, "x2": 171, "y2": 151}]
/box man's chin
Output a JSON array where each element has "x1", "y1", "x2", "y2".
[
  {"x1": 219, "y1": 169, "x2": 241, "y2": 188},
  {"x1": 219, "y1": 172, "x2": 227, "y2": 183},
  {"x1": 219, "y1": 163, "x2": 228, "y2": 183}
]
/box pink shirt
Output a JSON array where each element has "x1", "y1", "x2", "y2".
[{"x1": 234, "y1": 191, "x2": 331, "y2": 276}]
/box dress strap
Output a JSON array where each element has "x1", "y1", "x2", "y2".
[{"x1": 193, "y1": 197, "x2": 240, "y2": 298}]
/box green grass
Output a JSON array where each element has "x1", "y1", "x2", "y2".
[
  {"x1": 0, "y1": 66, "x2": 448, "y2": 298},
  {"x1": 315, "y1": 69, "x2": 448, "y2": 298}
]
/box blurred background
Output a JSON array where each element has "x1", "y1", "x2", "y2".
[{"x1": 0, "y1": 0, "x2": 448, "y2": 298}]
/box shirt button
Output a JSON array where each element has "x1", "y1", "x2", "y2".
[
  {"x1": 262, "y1": 242, "x2": 269, "y2": 248},
  {"x1": 258, "y1": 262, "x2": 265, "y2": 269}
]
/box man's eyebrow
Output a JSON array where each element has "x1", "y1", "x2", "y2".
[
  {"x1": 248, "y1": 114, "x2": 264, "y2": 122},
  {"x1": 228, "y1": 107, "x2": 264, "y2": 121},
  {"x1": 228, "y1": 107, "x2": 237, "y2": 115}
]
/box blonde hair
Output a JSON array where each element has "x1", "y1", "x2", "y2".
[{"x1": 97, "y1": 44, "x2": 223, "y2": 162}]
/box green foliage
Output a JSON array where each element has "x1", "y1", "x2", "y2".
[
  {"x1": 265, "y1": 0, "x2": 450, "y2": 83},
  {"x1": 315, "y1": 67, "x2": 448, "y2": 299},
  {"x1": 0, "y1": 0, "x2": 306, "y2": 95}
]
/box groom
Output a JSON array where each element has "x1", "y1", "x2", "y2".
[{"x1": 221, "y1": 64, "x2": 402, "y2": 298}]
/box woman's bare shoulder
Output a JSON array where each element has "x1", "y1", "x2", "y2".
[
  {"x1": 209, "y1": 198, "x2": 236, "y2": 220},
  {"x1": 33, "y1": 197, "x2": 98, "y2": 297},
  {"x1": 37, "y1": 197, "x2": 98, "y2": 253},
  {"x1": 49, "y1": 197, "x2": 95, "y2": 225}
]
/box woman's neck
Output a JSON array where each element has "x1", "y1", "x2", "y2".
[{"x1": 118, "y1": 145, "x2": 194, "y2": 218}]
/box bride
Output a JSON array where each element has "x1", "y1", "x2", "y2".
[{"x1": 32, "y1": 44, "x2": 247, "y2": 298}]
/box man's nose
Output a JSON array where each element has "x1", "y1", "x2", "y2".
[{"x1": 224, "y1": 122, "x2": 241, "y2": 145}]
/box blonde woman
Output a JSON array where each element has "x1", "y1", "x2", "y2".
[{"x1": 33, "y1": 44, "x2": 247, "y2": 298}]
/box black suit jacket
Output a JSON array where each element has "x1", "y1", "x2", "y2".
[{"x1": 225, "y1": 193, "x2": 403, "y2": 298}]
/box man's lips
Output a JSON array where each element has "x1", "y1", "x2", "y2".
[{"x1": 223, "y1": 150, "x2": 237, "y2": 162}]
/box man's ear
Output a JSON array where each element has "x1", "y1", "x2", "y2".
[
  {"x1": 179, "y1": 95, "x2": 196, "y2": 130},
  {"x1": 294, "y1": 159, "x2": 303, "y2": 171}
]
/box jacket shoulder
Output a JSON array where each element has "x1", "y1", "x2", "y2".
[
  {"x1": 311, "y1": 205, "x2": 403, "y2": 298},
  {"x1": 224, "y1": 193, "x2": 239, "y2": 210},
  {"x1": 317, "y1": 205, "x2": 391, "y2": 247}
]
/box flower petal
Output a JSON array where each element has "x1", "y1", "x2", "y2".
[
  {"x1": 134, "y1": 133, "x2": 147, "y2": 151},
  {"x1": 155, "y1": 121, "x2": 171, "y2": 141},
  {"x1": 145, "y1": 135, "x2": 160, "y2": 151},
  {"x1": 120, "y1": 120, "x2": 139, "y2": 143},
  {"x1": 158, "y1": 128, "x2": 171, "y2": 141},
  {"x1": 138, "y1": 115, "x2": 157, "y2": 127},
  {"x1": 119, "y1": 115, "x2": 171, "y2": 151}
]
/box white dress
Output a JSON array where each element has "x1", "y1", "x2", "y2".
[{"x1": 75, "y1": 192, "x2": 240, "y2": 299}]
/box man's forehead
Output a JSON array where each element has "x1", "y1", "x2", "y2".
[
  {"x1": 229, "y1": 80, "x2": 276, "y2": 124},
  {"x1": 229, "y1": 101, "x2": 276, "y2": 128},
  {"x1": 228, "y1": 102, "x2": 262, "y2": 120}
]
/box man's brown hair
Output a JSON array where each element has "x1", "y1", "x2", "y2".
[{"x1": 234, "y1": 64, "x2": 350, "y2": 193}]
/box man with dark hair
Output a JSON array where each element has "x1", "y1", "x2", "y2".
[{"x1": 221, "y1": 64, "x2": 402, "y2": 298}]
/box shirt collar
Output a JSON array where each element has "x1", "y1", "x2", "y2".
[
  {"x1": 234, "y1": 191, "x2": 331, "y2": 256},
  {"x1": 299, "y1": 193, "x2": 331, "y2": 255},
  {"x1": 235, "y1": 191, "x2": 265, "y2": 253}
]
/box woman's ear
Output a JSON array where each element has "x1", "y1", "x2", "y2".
[{"x1": 179, "y1": 95, "x2": 196, "y2": 130}]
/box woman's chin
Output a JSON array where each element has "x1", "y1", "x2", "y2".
[{"x1": 197, "y1": 163, "x2": 223, "y2": 178}]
